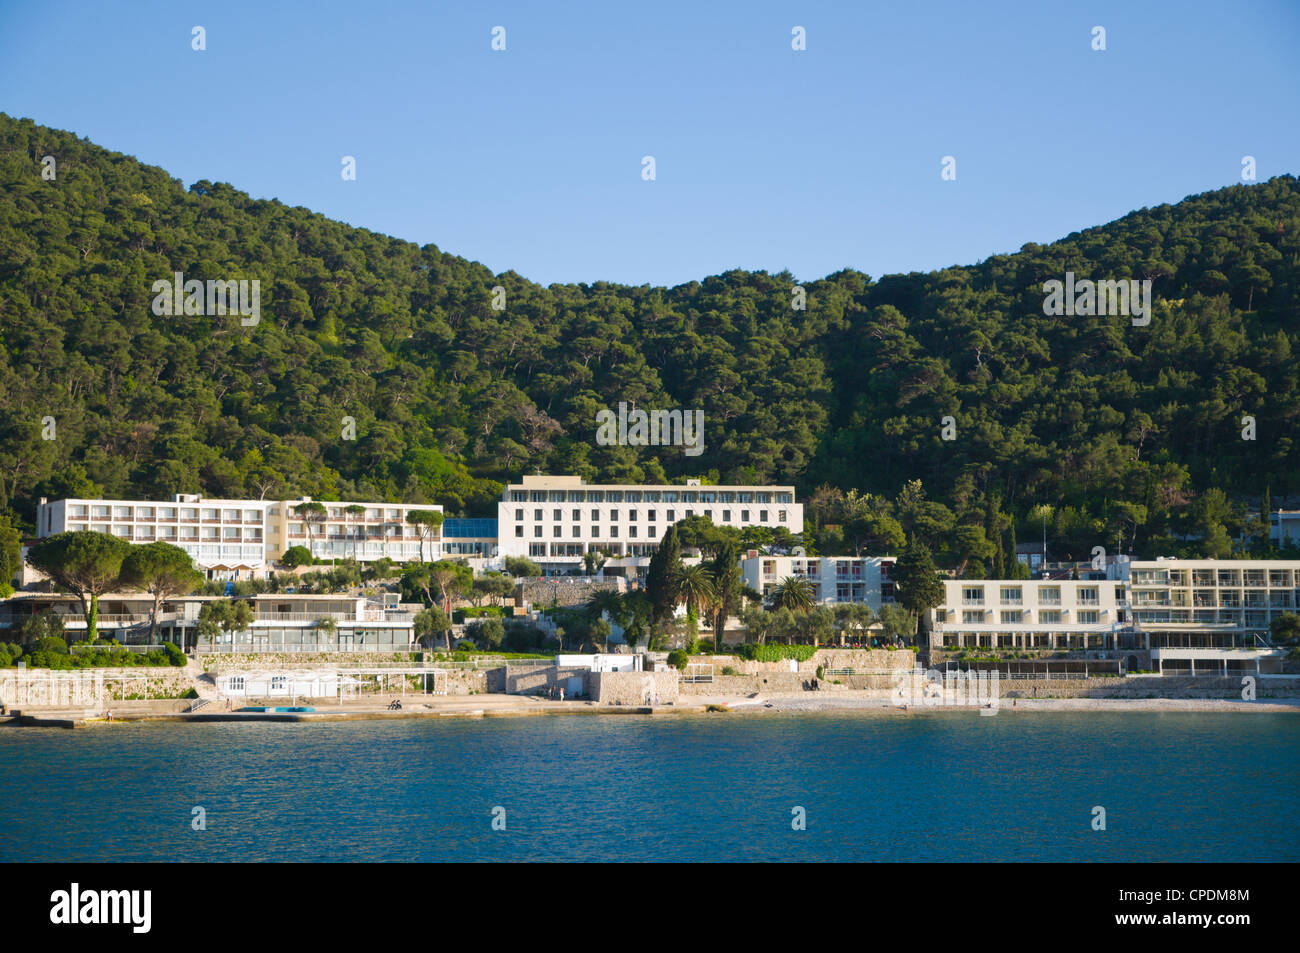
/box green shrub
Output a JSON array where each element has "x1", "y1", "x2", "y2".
[
  {"x1": 0, "y1": 649, "x2": 11, "y2": 668},
  {"x1": 735, "y1": 643, "x2": 818, "y2": 663},
  {"x1": 666, "y1": 649, "x2": 690, "y2": 670},
  {"x1": 455, "y1": 606, "x2": 506, "y2": 622},
  {"x1": 465, "y1": 617, "x2": 505, "y2": 649},
  {"x1": 721, "y1": 665, "x2": 739, "y2": 676},
  {"x1": 163, "y1": 642, "x2": 187, "y2": 666}
]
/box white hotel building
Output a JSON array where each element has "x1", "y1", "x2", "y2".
[
  {"x1": 931, "y1": 579, "x2": 1129, "y2": 652},
  {"x1": 741, "y1": 554, "x2": 897, "y2": 610},
  {"x1": 34, "y1": 495, "x2": 443, "y2": 579},
  {"x1": 495, "y1": 475, "x2": 802, "y2": 573}
]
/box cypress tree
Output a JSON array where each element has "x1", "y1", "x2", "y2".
[{"x1": 646, "y1": 525, "x2": 682, "y2": 624}]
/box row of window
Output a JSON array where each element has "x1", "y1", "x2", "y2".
[
  {"x1": 508, "y1": 489, "x2": 792, "y2": 504},
  {"x1": 525, "y1": 543, "x2": 660, "y2": 557},
  {"x1": 71, "y1": 507, "x2": 263, "y2": 522},
  {"x1": 521, "y1": 525, "x2": 659, "y2": 539},
  {"x1": 1134, "y1": 570, "x2": 1294, "y2": 587},
  {"x1": 959, "y1": 610, "x2": 1103, "y2": 624},
  {"x1": 68, "y1": 504, "x2": 432, "y2": 522},
  {"x1": 943, "y1": 634, "x2": 1112, "y2": 648},
  {"x1": 959, "y1": 585, "x2": 1121, "y2": 606},
  {"x1": 80, "y1": 525, "x2": 266, "y2": 541},
  {"x1": 514, "y1": 508, "x2": 784, "y2": 524}
]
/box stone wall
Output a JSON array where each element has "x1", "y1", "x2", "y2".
[
  {"x1": 503, "y1": 663, "x2": 594, "y2": 697},
  {"x1": 589, "y1": 670, "x2": 679, "y2": 705},
  {"x1": 204, "y1": 652, "x2": 422, "y2": 672},
  {"x1": 809, "y1": 648, "x2": 916, "y2": 672},
  {"x1": 999, "y1": 675, "x2": 1300, "y2": 699},
  {"x1": 0, "y1": 667, "x2": 194, "y2": 705},
  {"x1": 891, "y1": 671, "x2": 1300, "y2": 700},
  {"x1": 518, "y1": 577, "x2": 624, "y2": 608},
  {"x1": 678, "y1": 672, "x2": 821, "y2": 695}
]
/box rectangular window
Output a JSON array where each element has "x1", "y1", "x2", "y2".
[
  {"x1": 534, "y1": 509, "x2": 542, "y2": 521},
  {"x1": 552, "y1": 509, "x2": 562, "y2": 521},
  {"x1": 610, "y1": 510, "x2": 619, "y2": 521},
  {"x1": 1078, "y1": 611, "x2": 1099, "y2": 624},
  {"x1": 722, "y1": 510, "x2": 731, "y2": 522},
  {"x1": 515, "y1": 526, "x2": 523, "y2": 537},
  {"x1": 760, "y1": 510, "x2": 769, "y2": 522},
  {"x1": 572, "y1": 526, "x2": 580, "y2": 538},
  {"x1": 630, "y1": 526, "x2": 638, "y2": 538},
  {"x1": 962, "y1": 611, "x2": 983, "y2": 624},
  {"x1": 666, "y1": 510, "x2": 676, "y2": 522},
  {"x1": 553, "y1": 526, "x2": 561, "y2": 537},
  {"x1": 1000, "y1": 611, "x2": 1022, "y2": 624},
  {"x1": 533, "y1": 526, "x2": 543, "y2": 537},
  {"x1": 610, "y1": 526, "x2": 619, "y2": 538},
  {"x1": 741, "y1": 510, "x2": 750, "y2": 522},
  {"x1": 515, "y1": 509, "x2": 523, "y2": 521},
  {"x1": 1039, "y1": 610, "x2": 1061, "y2": 624},
  {"x1": 572, "y1": 509, "x2": 581, "y2": 521},
  {"x1": 629, "y1": 510, "x2": 638, "y2": 521},
  {"x1": 778, "y1": 510, "x2": 787, "y2": 522}
]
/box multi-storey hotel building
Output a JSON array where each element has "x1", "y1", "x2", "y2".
[
  {"x1": 495, "y1": 475, "x2": 802, "y2": 572},
  {"x1": 931, "y1": 579, "x2": 1130, "y2": 651},
  {"x1": 1126, "y1": 559, "x2": 1294, "y2": 646},
  {"x1": 34, "y1": 495, "x2": 443, "y2": 579},
  {"x1": 741, "y1": 554, "x2": 897, "y2": 610}
]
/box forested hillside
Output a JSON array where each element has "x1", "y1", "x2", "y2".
[{"x1": 2, "y1": 113, "x2": 1299, "y2": 565}]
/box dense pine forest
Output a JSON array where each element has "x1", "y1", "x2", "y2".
[{"x1": 2, "y1": 113, "x2": 1299, "y2": 568}]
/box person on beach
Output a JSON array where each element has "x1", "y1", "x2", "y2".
[
  {"x1": 106, "y1": 710, "x2": 113, "y2": 722},
  {"x1": 559, "y1": 687, "x2": 565, "y2": 702}
]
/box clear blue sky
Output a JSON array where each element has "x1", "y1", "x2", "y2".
[{"x1": 2, "y1": 0, "x2": 1297, "y2": 288}]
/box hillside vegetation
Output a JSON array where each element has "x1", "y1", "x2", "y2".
[{"x1": 2, "y1": 113, "x2": 1298, "y2": 566}]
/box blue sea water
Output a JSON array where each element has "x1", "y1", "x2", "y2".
[{"x1": 1, "y1": 712, "x2": 1295, "y2": 862}]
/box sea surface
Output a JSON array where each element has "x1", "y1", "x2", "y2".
[{"x1": 2, "y1": 712, "x2": 1295, "y2": 862}]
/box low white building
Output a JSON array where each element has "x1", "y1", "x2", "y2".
[{"x1": 556, "y1": 653, "x2": 642, "y2": 672}]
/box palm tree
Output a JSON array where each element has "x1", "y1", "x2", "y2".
[
  {"x1": 769, "y1": 576, "x2": 815, "y2": 612},
  {"x1": 674, "y1": 563, "x2": 716, "y2": 619}
]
